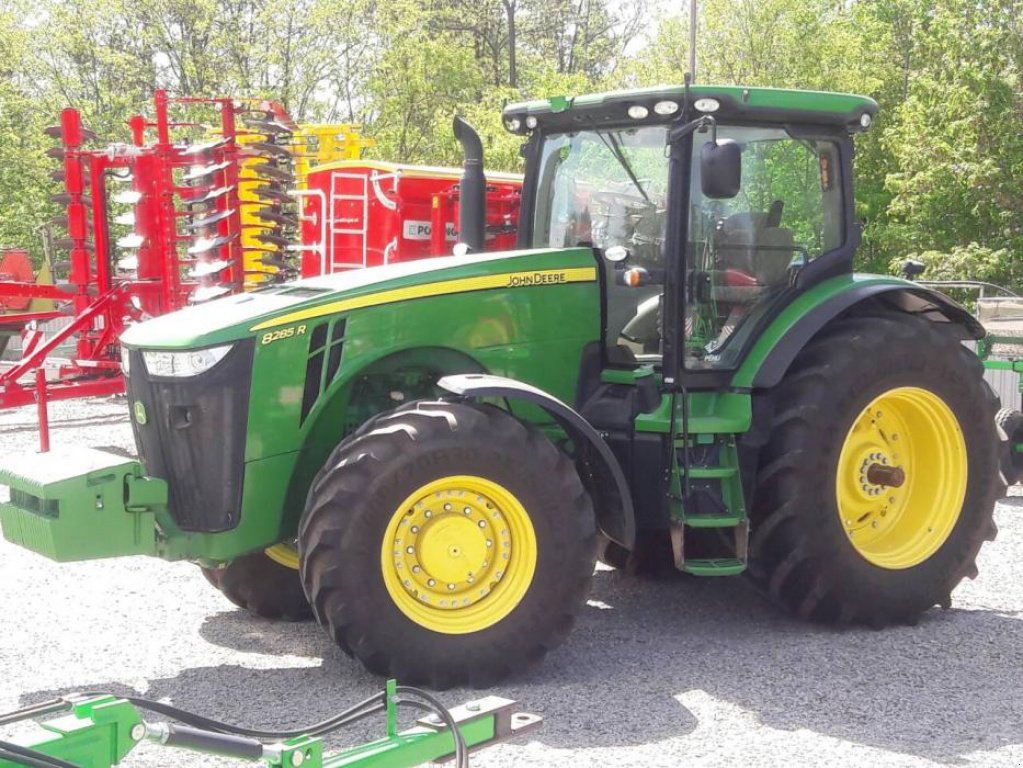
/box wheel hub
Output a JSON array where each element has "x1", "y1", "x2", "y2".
[
  {"x1": 836, "y1": 387, "x2": 967, "y2": 569},
  {"x1": 381, "y1": 475, "x2": 537, "y2": 634},
  {"x1": 397, "y1": 496, "x2": 511, "y2": 607}
]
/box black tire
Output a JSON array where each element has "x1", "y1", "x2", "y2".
[
  {"x1": 995, "y1": 408, "x2": 1023, "y2": 486},
  {"x1": 200, "y1": 551, "x2": 312, "y2": 621},
  {"x1": 748, "y1": 312, "x2": 1003, "y2": 626},
  {"x1": 595, "y1": 534, "x2": 630, "y2": 570},
  {"x1": 298, "y1": 400, "x2": 596, "y2": 689}
]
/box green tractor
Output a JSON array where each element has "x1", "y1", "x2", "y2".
[{"x1": 1, "y1": 85, "x2": 1009, "y2": 689}]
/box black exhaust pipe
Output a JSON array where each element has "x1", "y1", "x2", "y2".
[{"x1": 453, "y1": 116, "x2": 485, "y2": 253}]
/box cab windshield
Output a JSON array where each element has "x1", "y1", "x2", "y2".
[
  {"x1": 532, "y1": 125, "x2": 669, "y2": 360},
  {"x1": 531, "y1": 122, "x2": 843, "y2": 371}
]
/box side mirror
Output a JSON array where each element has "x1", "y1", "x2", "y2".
[{"x1": 701, "y1": 139, "x2": 741, "y2": 199}]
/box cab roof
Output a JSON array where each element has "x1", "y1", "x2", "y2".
[{"x1": 502, "y1": 84, "x2": 878, "y2": 135}]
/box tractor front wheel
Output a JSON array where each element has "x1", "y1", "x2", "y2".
[
  {"x1": 298, "y1": 400, "x2": 596, "y2": 689},
  {"x1": 200, "y1": 545, "x2": 312, "y2": 621},
  {"x1": 749, "y1": 312, "x2": 1002, "y2": 625}
]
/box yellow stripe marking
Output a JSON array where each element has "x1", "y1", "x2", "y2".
[{"x1": 250, "y1": 266, "x2": 598, "y2": 331}]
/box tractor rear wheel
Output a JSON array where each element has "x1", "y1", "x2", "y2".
[
  {"x1": 200, "y1": 545, "x2": 312, "y2": 621},
  {"x1": 996, "y1": 408, "x2": 1023, "y2": 486},
  {"x1": 298, "y1": 400, "x2": 596, "y2": 689},
  {"x1": 748, "y1": 312, "x2": 1002, "y2": 625}
]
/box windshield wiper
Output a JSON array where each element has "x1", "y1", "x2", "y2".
[{"x1": 597, "y1": 131, "x2": 654, "y2": 206}]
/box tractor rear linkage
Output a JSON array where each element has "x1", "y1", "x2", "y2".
[{"x1": 0, "y1": 680, "x2": 540, "y2": 768}]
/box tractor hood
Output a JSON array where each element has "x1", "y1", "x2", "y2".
[{"x1": 120, "y1": 248, "x2": 598, "y2": 349}]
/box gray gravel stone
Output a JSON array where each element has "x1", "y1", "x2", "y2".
[{"x1": 1, "y1": 398, "x2": 1022, "y2": 767}]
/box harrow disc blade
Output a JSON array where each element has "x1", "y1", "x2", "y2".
[
  {"x1": 187, "y1": 233, "x2": 235, "y2": 255},
  {"x1": 181, "y1": 138, "x2": 230, "y2": 156},
  {"x1": 239, "y1": 142, "x2": 293, "y2": 159},
  {"x1": 182, "y1": 185, "x2": 234, "y2": 205},
  {"x1": 184, "y1": 208, "x2": 235, "y2": 231},
  {"x1": 254, "y1": 209, "x2": 299, "y2": 229},
  {"x1": 257, "y1": 255, "x2": 299, "y2": 272},
  {"x1": 254, "y1": 232, "x2": 290, "y2": 248},
  {"x1": 251, "y1": 164, "x2": 295, "y2": 183},
  {"x1": 252, "y1": 185, "x2": 294, "y2": 205},
  {"x1": 44, "y1": 125, "x2": 63, "y2": 138},
  {"x1": 113, "y1": 190, "x2": 143, "y2": 205},
  {"x1": 54, "y1": 237, "x2": 94, "y2": 251},
  {"x1": 49, "y1": 170, "x2": 66, "y2": 182},
  {"x1": 113, "y1": 211, "x2": 136, "y2": 226},
  {"x1": 189, "y1": 259, "x2": 232, "y2": 278},
  {"x1": 117, "y1": 233, "x2": 145, "y2": 249},
  {"x1": 190, "y1": 284, "x2": 233, "y2": 303},
  {"x1": 46, "y1": 147, "x2": 66, "y2": 160},
  {"x1": 117, "y1": 255, "x2": 139, "y2": 271},
  {"x1": 243, "y1": 118, "x2": 293, "y2": 136},
  {"x1": 183, "y1": 160, "x2": 232, "y2": 182},
  {"x1": 51, "y1": 193, "x2": 92, "y2": 207}
]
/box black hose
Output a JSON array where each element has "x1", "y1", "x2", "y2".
[
  {"x1": 394, "y1": 687, "x2": 468, "y2": 768},
  {"x1": 116, "y1": 693, "x2": 386, "y2": 740},
  {"x1": 0, "y1": 701, "x2": 67, "y2": 727},
  {"x1": 0, "y1": 740, "x2": 80, "y2": 768}
]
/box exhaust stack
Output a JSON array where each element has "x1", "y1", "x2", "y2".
[{"x1": 453, "y1": 116, "x2": 485, "y2": 253}]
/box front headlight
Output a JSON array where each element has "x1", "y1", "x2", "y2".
[{"x1": 142, "y1": 344, "x2": 233, "y2": 378}]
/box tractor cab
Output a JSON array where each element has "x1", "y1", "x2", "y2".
[{"x1": 504, "y1": 86, "x2": 874, "y2": 381}]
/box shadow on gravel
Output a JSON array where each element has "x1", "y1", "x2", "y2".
[
  {"x1": 515, "y1": 569, "x2": 1023, "y2": 761},
  {"x1": 20, "y1": 568, "x2": 1023, "y2": 762}
]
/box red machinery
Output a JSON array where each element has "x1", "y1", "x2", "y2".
[
  {"x1": 0, "y1": 95, "x2": 523, "y2": 416},
  {"x1": 0, "y1": 92, "x2": 306, "y2": 409},
  {"x1": 297, "y1": 161, "x2": 521, "y2": 276}
]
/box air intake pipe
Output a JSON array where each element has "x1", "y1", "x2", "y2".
[{"x1": 453, "y1": 116, "x2": 485, "y2": 253}]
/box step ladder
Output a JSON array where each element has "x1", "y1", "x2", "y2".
[{"x1": 669, "y1": 431, "x2": 749, "y2": 576}]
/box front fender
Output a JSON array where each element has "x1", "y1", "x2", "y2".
[
  {"x1": 733, "y1": 274, "x2": 983, "y2": 390},
  {"x1": 438, "y1": 373, "x2": 635, "y2": 549}
]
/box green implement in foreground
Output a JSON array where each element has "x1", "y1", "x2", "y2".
[
  {"x1": 0, "y1": 683, "x2": 540, "y2": 768},
  {"x1": 0, "y1": 83, "x2": 1013, "y2": 689}
]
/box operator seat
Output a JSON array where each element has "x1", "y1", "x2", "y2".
[{"x1": 716, "y1": 200, "x2": 795, "y2": 288}]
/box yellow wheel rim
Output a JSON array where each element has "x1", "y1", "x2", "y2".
[
  {"x1": 836, "y1": 386, "x2": 967, "y2": 569},
  {"x1": 265, "y1": 542, "x2": 300, "y2": 570},
  {"x1": 380, "y1": 475, "x2": 537, "y2": 634}
]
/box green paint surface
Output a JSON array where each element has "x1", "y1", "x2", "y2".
[{"x1": 732, "y1": 273, "x2": 916, "y2": 389}]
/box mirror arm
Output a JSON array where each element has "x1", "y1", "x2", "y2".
[{"x1": 668, "y1": 114, "x2": 717, "y2": 145}]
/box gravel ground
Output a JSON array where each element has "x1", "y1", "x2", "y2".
[{"x1": 2, "y1": 396, "x2": 1022, "y2": 768}]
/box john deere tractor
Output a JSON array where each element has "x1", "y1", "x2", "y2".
[{"x1": 1, "y1": 85, "x2": 1007, "y2": 689}]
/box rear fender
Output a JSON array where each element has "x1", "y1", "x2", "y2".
[
  {"x1": 735, "y1": 277, "x2": 984, "y2": 390},
  {"x1": 438, "y1": 373, "x2": 635, "y2": 549}
]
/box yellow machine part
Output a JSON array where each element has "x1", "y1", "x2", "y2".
[
  {"x1": 238, "y1": 123, "x2": 375, "y2": 289},
  {"x1": 27, "y1": 261, "x2": 56, "y2": 313}
]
